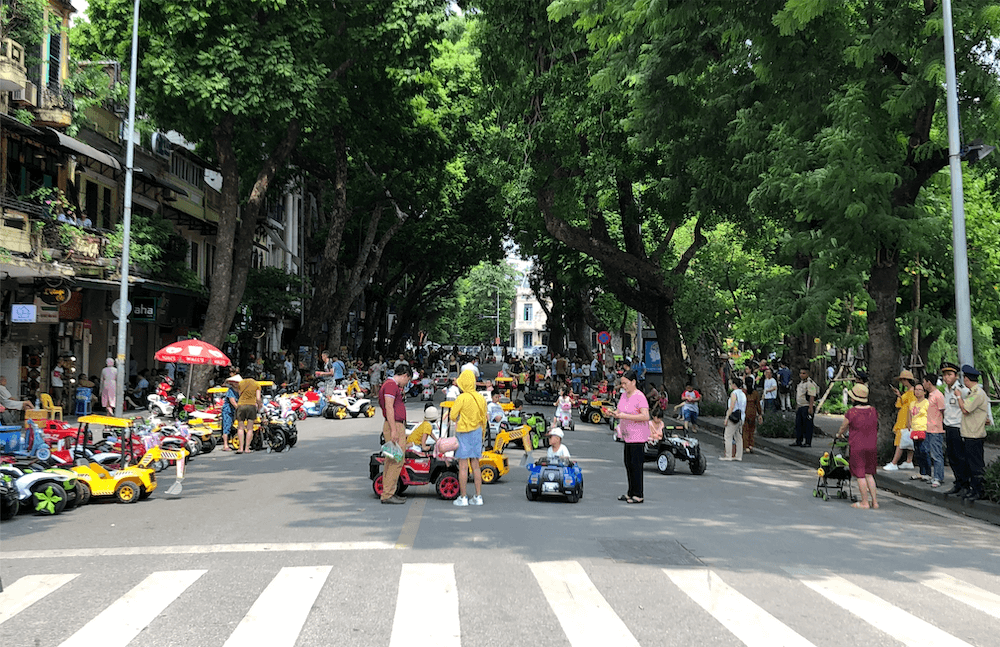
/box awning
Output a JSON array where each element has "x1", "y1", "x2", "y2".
[
  {"x1": 0, "y1": 112, "x2": 43, "y2": 136},
  {"x1": 136, "y1": 170, "x2": 190, "y2": 198},
  {"x1": 44, "y1": 127, "x2": 121, "y2": 170}
]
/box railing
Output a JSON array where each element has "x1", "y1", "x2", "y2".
[
  {"x1": 0, "y1": 37, "x2": 27, "y2": 73},
  {"x1": 39, "y1": 84, "x2": 75, "y2": 112}
]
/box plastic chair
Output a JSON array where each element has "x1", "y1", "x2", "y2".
[
  {"x1": 25, "y1": 409, "x2": 50, "y2": 423},
  {"x1": 75, "y1": 387, "x2": 93, "y2": 416},
  {"x1": 39, "y1": 393, "x2": 63, "y2": 420}
]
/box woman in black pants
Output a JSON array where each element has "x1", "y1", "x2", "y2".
[{"x1": 612, "y1": 370, "x2": 651, "y2": 504}]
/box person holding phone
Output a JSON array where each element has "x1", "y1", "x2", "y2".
[{"x1": 611, "y1": 370, "x2": 650, "y2": 504}]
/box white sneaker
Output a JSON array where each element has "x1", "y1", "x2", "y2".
[
  {"x1": 883, "y1": 463, "x2": 899, "y2": 471},
  {"x1": 453, "y1": 496, "x2": 468, "y2": 507},
  {"x1": 931, "y1": 479, "x2": 941, "y2": 488},
  {"x1": 470, "y1": 495, "x2": 483, "y2": 506},
  {"x1": 900, "y1": 462, "x2": 914, "y2": 470}
]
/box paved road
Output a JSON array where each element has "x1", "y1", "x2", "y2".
[{"x1": 2, "y1": 394, "x2": 999, "y2": 647}]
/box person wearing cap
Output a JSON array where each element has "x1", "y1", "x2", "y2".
[
  {"x1": 921, "y1": 373, "x2": 946, "y2": 487},
  {"x1": 789, "y1": 367, "x2": 818, "y2": 447},
  {"x1": 546, "y1": 428, "x2": 571, "y2": 461},
  {"x1": 836, "y1": 384, "x2": 879, "y2": 509},
  {"x1": 220, "y1": 369, "x2": 241, "y2": 451},
  {"x1": 883, "y1": 369, "x2": 917, "y2": 470},
  {"x1": 378, "y1": 364, "x2": 412, "y2": 504},
  {"x1": 953, "y1": 365, "x2": 989, "y2": 501},
  {"x1": 406, "y1": 405, "x2": 439, "y2": 452},
  {"x1": 940, "y1": 363, "x2": 971, "y2": 495}
]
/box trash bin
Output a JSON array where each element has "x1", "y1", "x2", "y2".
[{"x1": 76, "y1": 387, "x2": 93, "y2": 415}]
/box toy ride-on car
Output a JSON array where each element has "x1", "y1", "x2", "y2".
[
  {"x1": 525, "y1": 457, "x2": 583, "y2": 503},
  {"x1": 642, "y1": 419, "x2": 707, "y2": 475},
  {"x1": 579, "y1": 396, "x2": 614, "y2": 425},
  {"x1": 369, "y1": 449, "x2": 461, "y2": 500}
]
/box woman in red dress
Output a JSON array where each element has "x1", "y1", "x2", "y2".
[{"x1": 837, "y1": 384, "x2": 879, "y2": 509}]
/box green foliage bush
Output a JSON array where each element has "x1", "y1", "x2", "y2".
[
  {"x1": 700, "y1": 400, "x2": 727, "y2": 417},
  {"x1": 757, "y1": 412, "x2": 796, "y2": 438},
  {"x1": 983, "y1": 459, "x2": 1000, "y2": 504}
]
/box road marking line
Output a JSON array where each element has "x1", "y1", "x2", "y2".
[
  {"x1": 0, "y1": 573, "x2": 78, "y2": 626},
  {"x1": 3, "y1": 541, "x2": 397, "y2": 559},
  {"x1": 529, "y1": 560, "x2": 640, "y2": 647},
  {"x1": 783, "y1": 567, "x2": 972, "y2": 647},
  {"x1": 390, "y1": 563, "x2": 459, "y2": 647},
  {"x1": 58, "y1": 569, "x2": 205, "y2": 647},
  {"x1": 223, "y1": 565, "x2": 332, "y2": 647},
  {"x1": 911, "y1": 571, "x2": 1000, "y2": 620},
  {"x1": 395, "y1": 497, "x2": 426, "y2": 548},
  {"x1": 664, "y1": 568, "x2": 816, "y2": 647}
]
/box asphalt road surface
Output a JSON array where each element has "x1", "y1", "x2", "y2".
[{"x1": 2, "y1": 386, "x2": 999, "y2": 647}]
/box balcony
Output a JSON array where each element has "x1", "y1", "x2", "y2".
[
  {"x1": 33, "y1": 84, "x2": 75, "y2": 129},
  {"x1": 0, "y1": 38, "x2": 27, "y2": 92}
]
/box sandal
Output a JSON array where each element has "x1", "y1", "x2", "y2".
[
  {"x1": 617, "y1": 495, "x2": 629, "y2": 501},
  {"x1": 851, "y1": 502, "x2": 870, "y2": 509},
  {"x1": 626, "y1": 497, "x2": 644, "y2": 504}
]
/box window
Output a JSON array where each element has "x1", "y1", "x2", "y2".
[
  {"x1": 102, "y1": 187, "x2": 113, "y2": 227},
  {"x1": 169, "y1": 154, "x2": 205, "y2": 188},
  {"x1": 523, "y1": 303, "x2": 533, "y2": 322},
  {"x1": 523, "y1": 332, "x2": 533, "y2": 348},
  {"x1": 85, "y1": 181, "x2": 98, "y2": 224},
  {"x1": 190, "y1": 241, "x2": 199, "y2": 275},
  {"x1": 47, "y1": 30, "x2": 61, "y2": 88}
]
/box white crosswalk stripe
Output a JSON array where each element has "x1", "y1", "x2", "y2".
[
  {"x1": 1, "y1": 562, "x2": 996, "y2": 647},
  {"x1": 0, "y1": 573, "x2": 78, "y2": 626},
  {"x1": 58, "y1": 569, "x2": 206, "y2": 647},
  {"x1": 528, "y1": 560, "x2": 641, "y2": 647},
  {"x1": 223, "y1": 565, "x2": 333, "y2": 647},
  {"x1": 911, "y1": 571, "x2": 1000, "y2": 621},
  {"x1": 390, "y1": 563, "x2": 460, "y2": 647},
  {"x1": 664, "y1": 568, "x2": 816, "y2": 647},
  {"x1": 784, "y1": 567, "x2": 974, "y2": 647}
]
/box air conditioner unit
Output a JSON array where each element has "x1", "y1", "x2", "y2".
[{"x1": 11, "y1": 81, "x2": 37, "y2": 106}]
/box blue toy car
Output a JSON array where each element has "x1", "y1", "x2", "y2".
[{"x1": 525, "y1": 457, "x2": 583, "y2": 503}]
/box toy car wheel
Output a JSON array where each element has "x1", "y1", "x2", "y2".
[
  {"x1": 657, "y1": 451, "x2": 676, "y2": 475},
  {"x1": 690, "y1": 452, "x2": 707, "y2": 475},
  {"x1": 1, "y1": 496, "x2": 18, "y2": 520},
  {"x1": 568, "y1": 420, "x2": 575, "y2": 431},
  {"x1": 525, "y1": 484, "x2": 539, "y2": 501},
  {"x1": 201, "y1": 436, "x2": 216, "y2": 453},
  {"x1": 115, "y1": 480, "x2": 141, "y2": 504},
  {"x1": 435, "y1": 472, "x2": 461, "y2": 500},
  {"x1": 589, "y1": 410, "x2": 603, "y2": 424},
  {"x1": 566, "y1": 490, "x2": 579, "y2": 503},
  {"x1": 30, "y1": 482, "x2": 67, "y2": 515},
  {"x1": 335, "y1": 407, "x2": 348, "y2": 420},
  {"x1": 812, "y1": 489, "x2": 819, "y2": 498},
  {"x1": 480, "y1": 465, "x2": 498, "y2": 484},
  {"x1": 267, "y1": 429, "x2": 288, "y2": 453},
  {"x1": 365, "y1": 406, "x2": 376, "y2": 418},
  {"x1": 228, "y1": 437, "x2": 240, "y2": 451}
]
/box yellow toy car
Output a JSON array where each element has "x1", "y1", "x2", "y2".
[{"x1": 478, "y1": 423, "x2": 535, "y2": 484}]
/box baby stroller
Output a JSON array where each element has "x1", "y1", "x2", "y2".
[{"x1": 812, "y1": 435, "x2": 856, "y2": 502}]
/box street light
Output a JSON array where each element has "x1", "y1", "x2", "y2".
[{"x1": 114, "y1": 0, "x2": 141, "y2": 416}]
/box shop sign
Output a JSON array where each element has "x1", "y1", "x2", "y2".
[
  {"x1": 59, "y1": 290, "x2": 83, "y2": 320},
  {"x1": 11, "y1": 304, "x2": 36, "y2": 323},
  {"x1": 32, "y1": 298, "x2": 59, "y2": 324},
  {"x1": 132, "y1": 297, "x2": 157, "y2": 322},
  {"x1": 38, "y1": 284, "x2": 72, "y2": 306}
]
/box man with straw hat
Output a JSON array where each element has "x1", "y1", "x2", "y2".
[
  {"x1": 884, "y1": 369, "x2": 916, "y2": 471},
  {"x1": 837, "y1": 383, "x2": 879, "y2": 509}
]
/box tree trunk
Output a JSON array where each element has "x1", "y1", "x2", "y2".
[
  {"x1": 194, "y1": 117, "x2": 301, "y2": 392},
  {"x1": 689, "y1": 332, "x2": 726, "y2": 404},
  {"x1": 867, "y1": 246, "x2": 901, "y2": 462}
]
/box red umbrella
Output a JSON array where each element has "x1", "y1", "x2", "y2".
[{"x1": 155, "y1": 339, "x2": 231, "y2": 366}]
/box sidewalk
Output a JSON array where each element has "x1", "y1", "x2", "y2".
[{"x1": 700, "y1": 414, "x2": 1000, "y2": 526}]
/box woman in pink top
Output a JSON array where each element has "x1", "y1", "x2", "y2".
[{"x1": 611, "y1": 370, "x2": 650, "y2": 504}]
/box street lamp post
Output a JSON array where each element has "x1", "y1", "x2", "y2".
[{"x1": 114, "y1": 0, "x2": 141, "y2": 416}]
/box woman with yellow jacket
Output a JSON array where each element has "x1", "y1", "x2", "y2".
[{"x1": 451, "y1": 369, "x2": 487, "y2": 506}]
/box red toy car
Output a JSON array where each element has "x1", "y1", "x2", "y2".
[{"x1": 369, "y1": 451, "x2": 461, "y2": 500}]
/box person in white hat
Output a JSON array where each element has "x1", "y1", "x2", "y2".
[
  {"x1": 546, "y1": 428, "x2": 571, "y2": 461},
  {"x1": 405, "y1": 405, "x2": 439, "y2": 452},
  {"x1": 220, "y1": 371, "x2": 242, "y2": 451},
  {"x1": 884, "y1": 369, "x2": 917, "y2": 470}
]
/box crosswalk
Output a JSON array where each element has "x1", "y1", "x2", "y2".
[{"x1": 1, "y1": 560, "x2": 997, "y2": 647}]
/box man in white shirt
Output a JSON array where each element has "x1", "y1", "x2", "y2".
[
  {"x1": 762, "y1": 368, "x2": 778, "y2": 413},
  {"x1": 445, "y1": 379, "x2": 461, "y2": 401},
  {"x1": 590, "y1": 357, "x2": 600, "y2": 382},
  {"x1": 460, "y1": 358, "x2": 480, "y2": 379},
  {"x1": 940, "y1": 362, "x2": 970, "y2": 495},
  {"x1": 0, "y1": 375, "x2": 34, "y2": 424}
]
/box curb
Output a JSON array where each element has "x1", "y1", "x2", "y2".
[{"x1": 698, "y1": 419, "x2": 1000, "y2": 527}]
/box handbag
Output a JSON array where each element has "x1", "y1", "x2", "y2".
[
  {"x1": 728, "y1": 409, "x2": 742, "y2": 423},
  {"x1": 898, "y1": 428, "x2": 914, "y2": 450},
  {"x1": 909, "y1": 428, "x2": 926, "y2": 441}
]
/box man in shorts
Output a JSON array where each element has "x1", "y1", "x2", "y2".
[
  {"x1": 378, "y1": 364, "x2": 411, "y2": 504},
  {"x1": 235, "y1": 373, "x2": 261, "y2": 453}
]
